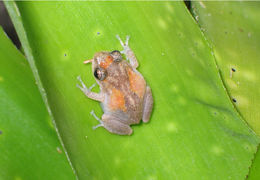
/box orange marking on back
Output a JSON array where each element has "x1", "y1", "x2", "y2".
[
  {"x1": 109, "y1": 88, "x2": 126, "y2": 111},
  {"x1": 100, "y1": 55, "x2": 113, "y2": 69},
  {"x1": 128, "y1": 69, "x2": 146, "y2": 98}
]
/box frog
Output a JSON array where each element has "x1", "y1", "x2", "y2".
[{"x1": 77, "y1": 35, "x2": 153, "y2": 135}]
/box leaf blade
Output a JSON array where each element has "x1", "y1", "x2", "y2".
[
  {"x1": 0, "y1": 27, "x2": 75, "y2": 179},
  {"x1": 6, "y1": 1, "x2": 260, "y2": 179}
]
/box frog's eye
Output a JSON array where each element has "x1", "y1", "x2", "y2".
[
  {"x1": 110, "y1": 50, "x2": 122, "y2": 62},
  {"x1": 94, "y1": 68, "x2": 107, "y2": 81}
]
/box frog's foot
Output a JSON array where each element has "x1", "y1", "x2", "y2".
[
  {"x1": 77, "y1": 76, "x2": 104, "y2": 102},
  {"x1": 90, "y1": 110, "x2": 104, "y2": 130},
  {"x1": 116, "y1": 35, "x2": 139, "y2": 68},
  {"x1": 116, "y1": 35, "x2": 131, "y2": 55},
  {"x1": 76, "y1": 76, "x2": 96, "y2": 93}
]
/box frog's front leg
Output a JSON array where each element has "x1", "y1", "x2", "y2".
[
  {"x1": 77, "y1": 76, "x2": 105, "y2": 102},
  {"x1": 142, "y1": 86, "x2": 153, "y2": 123},
  {"x1": 116, "y1": 35, "x2": 139, "y2": 69}
]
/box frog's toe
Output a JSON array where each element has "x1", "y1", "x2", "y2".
[
  {"x1": 125, "y1": 35, "x2": 130, "y2": 45},
  {"x1": 90, "y1": 110, "x2": 102, "y2": 122},
  {"x1": 90, "y1": 110, "x2": 104, "y2": 130},
  {"x1": 89, "y1": 83, "x2": 96, "y2": 91},
  {"x1": 116, "y1": 34, "x2": 124, "y2": 46},
  {"x1": 76, "y1": 83, "x2": 82, "y2": 90},
  {"x1": 77, "y1": 76, "x2": 88, "y2": 89},
  {"x1": 116, "y1": 34, "x2": 131, "y2": 48},
  {"x1": 92, "y1": 123, "x2": 104, "y2": 130}
]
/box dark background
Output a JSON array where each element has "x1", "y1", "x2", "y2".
[{"x1": 0, "y1": 1, "x2": 20, "y2": 48}]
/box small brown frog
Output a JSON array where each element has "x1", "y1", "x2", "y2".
[{"x1": 77, "y1": 35, "x2": 153, "y2": 135}]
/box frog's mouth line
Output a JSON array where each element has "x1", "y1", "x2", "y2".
[{"x1": 83, "y1": 59, "x2": 93, "y2": 64}]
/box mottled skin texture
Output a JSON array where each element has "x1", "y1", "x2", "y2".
[{"x1": 77, "y1": 35, "x2": 153, "y2": 135}]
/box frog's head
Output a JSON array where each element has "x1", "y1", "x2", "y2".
[{"x1": 84, "y1": 50, "x2": 123, "y2": 81}]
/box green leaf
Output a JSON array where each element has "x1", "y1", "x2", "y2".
[
  {"x1": 248, "y1": 148, "x2": 260, "y2": 180},
  {"x1": 190, "y1": 2, "x2": 260, "y2": 179},
  {"x1": 5, "y1": 1, "x2": 259, "y2": 179},
  {"x1": 0, "y1": 28, "x2": 75, "y2": 179},
  {"x1": 191, "y1": 1, "x2": 260, "y2": 135}
]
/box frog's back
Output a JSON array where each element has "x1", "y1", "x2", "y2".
[{"x1": 102, "y1": 60, "x2": 146, "y2": 124}]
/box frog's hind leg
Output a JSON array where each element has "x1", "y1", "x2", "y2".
[
  {"x1": 142, "y1": 86, "x2": 153, "y2": 123},
  {"x1": 90, "y1": 110, "x2": 132, "y2": 135},
  {"x1": 102, "y1": 114, "x2": 133, "y2": 135}
]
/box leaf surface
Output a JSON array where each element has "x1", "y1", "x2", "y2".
[
  {"x1": 0, "y1": 28, "x2": 75, "y2": 180},
  {"x1": 5, "y1": 1, "x2": 259, "y2": 179},
  {"x1": 190, "y1": 2, "x2": 260, "y2": 179},
  {"x1": 191, "y1": 1, "x2": 260, "y2": 135}
]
